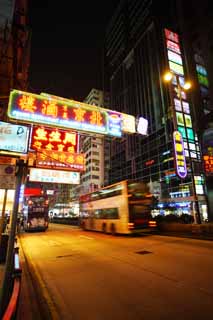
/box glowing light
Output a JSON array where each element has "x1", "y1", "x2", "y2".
[
  {"x1": 163, "y1": 71, "x2": 173, "y2": 82},
  {"x1": 183, "y1": 81, "x2": 191, "y2": 90}
]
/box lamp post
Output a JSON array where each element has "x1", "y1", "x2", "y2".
[{"x1": 163, "y1": 71, "x2": 201, "y2": 224}]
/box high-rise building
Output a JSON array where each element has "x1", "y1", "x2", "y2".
[
  {"x1": 0, "y1": 0, "x2": 31, "y2": 120},
  {"x1": 72, "y1": 89, "x2": 110, "y2": 198},
  {"x1": 104, "y1": 0, "x2": 211, "y2": 222}
]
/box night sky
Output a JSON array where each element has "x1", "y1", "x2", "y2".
[{"x1": 28, "y1": 1, "x2": 120, "y2": 102}]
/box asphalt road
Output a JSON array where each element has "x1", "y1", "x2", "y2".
[{"x1": 17, "y1": 224, "x2": 213, "y2": 320}]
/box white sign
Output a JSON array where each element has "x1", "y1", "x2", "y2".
[
  {"x1": 0, "y1": 121, "x2": 29, "y2": 154},
  {"x1": 168, "y1": 50, "x2": 183, "y2": 66},
  {"x1": 0, "y1": 164, "x2": 16, "y2": 189},
  {"x1": 137, "y1": 117, "x2": 148, "y2": 135},
  {"x1": 121, "y1": 114, "x2": 136, "y2": 133},
  {"x1": 29, "y1": 168, "x2": 80, "y2": 184}
]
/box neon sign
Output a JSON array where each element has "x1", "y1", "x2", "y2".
[
  {"x1": 173, "y1": 131, "x2": 187, "y2": 179},
  {"x1": 165, "y1": 28, "x2": 201, "y2": 160},
  {"x1": 203, "y1": 155, "x2": 213, "y2": 174},
  {"x1": 8, "y1": 90, "x2": 122, "y2": 137},
  {"x1": 30, "y1": 126, "x2": 78, "y2": 153},
  {"x1": 36, "y1": 149, "x2": 85, "y2": 172}
]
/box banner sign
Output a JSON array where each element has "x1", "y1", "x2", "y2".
[
  {"x1": 36, "y1": 150, "x2": 85, "y2": 172},
  {"x1": 29, "y1": 168, "x2": 80, "y2": 184},
  {"x1": 8, "y1": 90, "x2": 122, "y2": 137},
  {"x1": 173, "y1": 131, "x2": 187, "y2": 179},
  {"x1": 30, "y1": 126, "x2": 78, "y2": 153},
  {"x1": 0, "y1": 121, "x2": 29, "y2": 154}
]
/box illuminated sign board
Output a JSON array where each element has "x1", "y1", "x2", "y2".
[
  {"x1": 173, "y1": 131, "x2": 187, "y2": 179},
  {"x1": 184, "y1": 114, "x2": 192, "y2": 128},
  {"x1": 8, "y1": 90, "x2": 122, "y2": 137},
  {"x1": 194, "y1": 176, "x2": 204, "y2": 195},
  {"x1": 166, "y1": 40, "x2": 181, "y2": 54},
  {"x1": 36, "y1": 150, "x2": 85, "y2": 172},
  {"x1": 107, "y1": 111, "x2": 122, "y2": 136},
  {"x1": 203, "y1": 155, "x2": 213, "y2": 175},
  {"x1": 168, "y1": 50, "x2": 183, "y2": 65},
  {"x1": 176, "y1": 112, "x2": 184, "y2": 126},
  {"x1": 169, "y1": 61, "x2": 184, "y2": 75},
  {"x1": 0, "y1": 121, "x2": 29, "y2": 154},
  {"x1": 137, "y1": 117, "x2": 148, "y2": 135},
  {"x1": 196, "y1": 64, "x2": 207, "y2": 76},
  {"x1": 29, "y1": 168, "x2": 80, "y2": 184},
  {"x1": 164, "y1": 28, "x2": 201, "y2": 160},
  {"x1": 121, "y1": 114, "x2": 136, "y2": 133},
  {"x1": 178, "y1": 126, "x2": 186, "y2": 139},
  {"x1": 30, "y1": 126, "x2": 78, "y2": 153},
  {"x1": 165, "y1": 29, "x2": 179, "y2": 43},
  {"x1": 197, "y1": 74, "x2": 209, "y2": 87},
  {"x1": 186, "y1": 128, "x2": 195, "y2": 141}
]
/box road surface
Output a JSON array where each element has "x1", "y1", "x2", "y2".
[{"x1": 17, "y1": 224, "x2": 213, "y2": 320}]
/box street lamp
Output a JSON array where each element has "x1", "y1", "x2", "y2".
[{"x1": 163, "y1": 71, "x2": 201, "y2": 224}]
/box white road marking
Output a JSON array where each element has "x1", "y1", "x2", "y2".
[{"x1": 79, "y1": 235, "x2": 94, "y2": 240}]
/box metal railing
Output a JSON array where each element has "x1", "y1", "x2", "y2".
[{"x1": 2, "y1": 247, "x2": 22, "y2": 320}]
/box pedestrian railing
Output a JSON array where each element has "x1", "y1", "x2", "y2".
[{"x1": 2, "y1": 246, "x2": 22, "y2": 320}]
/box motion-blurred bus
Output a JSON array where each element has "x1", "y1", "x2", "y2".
[{"x1": 79, "y1": 180, "x2": 157, "y2": 235}]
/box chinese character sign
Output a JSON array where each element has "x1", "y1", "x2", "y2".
[
  {"x1": 31, "y1": 126, "x2": 78, "y2": 153},
  {"x1": 36, "y1": 149, "x2": 85, "y2": 172},
  {"x1": 173, "y1": 131, "x2": 187, "y2": 179},
  {"x1": 8, "y1": 90, "x2": 122, "y2": 137},
  {"x1": 29, "y1": 168, "x2": 80, "y2": 184}
]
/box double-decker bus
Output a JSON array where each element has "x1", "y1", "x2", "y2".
[
  {"x1": 23, "y1": 195, "x2": 49, "y2": 231},
  {"x1": 79, "y1": 180, "x2": 157, "y2": 235}
]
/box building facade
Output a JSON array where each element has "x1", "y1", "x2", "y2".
[
  {"x1": 71, "y1": 88, "x2": 110, "y2": 199},
  {"x1": 0, "y1": 0, "x2": 31, "y2": 121},
  {"x1": 104, "y1": 0, "x2": 211, "y2": 222}
]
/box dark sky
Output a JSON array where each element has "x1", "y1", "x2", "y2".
[{"x1": 28, "y1": 1, "x2": 120, "y2": 101}]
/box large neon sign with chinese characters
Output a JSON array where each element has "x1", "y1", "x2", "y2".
[
  {"x1": 173, "y1": 131, "x2": 187, "y2": 179},
  {"x1": 8, "y1": 90, "x2": 123, "y2": 137},
  {"x1": 36, "y1": 150, "x2": 85, "y2": 172},
  {"x1": 30, "y1": 126, "x2": 78, "y2": 153}
]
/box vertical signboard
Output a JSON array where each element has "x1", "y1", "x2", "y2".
[
  {"x1": 173, "y1": 131, "x2": 187, "y2": 179},
  {"x1": 164, "y1": 29, "x2": 201, "y2": 160}
]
